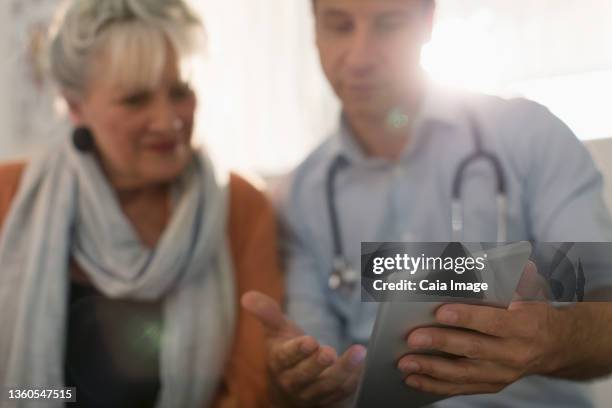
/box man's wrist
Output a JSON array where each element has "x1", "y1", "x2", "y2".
[{"x1": 539, "y1": 305, "x2": 583, "y2": 376}]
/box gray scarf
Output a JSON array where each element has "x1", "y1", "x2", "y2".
[{"x1": 0, "y1": 139, "x2": 235, "y2": 408}]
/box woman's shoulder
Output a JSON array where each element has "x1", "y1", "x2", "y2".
[
  {"x1": 0, "y1": 161, "x2": 27, "y2": 230},
  {"x1": 228, "y1": 173, "x2": 272, "y2": 218},
  {"x1": 227, "y1": 173, "x2": 276, "y2": 249},
  {"x1": 0, "y1": 160, "x2": 26, "y2": 180}
]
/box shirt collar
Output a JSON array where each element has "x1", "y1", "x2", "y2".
[
  {"x1": 327, "y1": 81, "x2": 465, "y2": 166},
  {"x1": 418, "y1": 81, "x2": 466, "y2": 128}
]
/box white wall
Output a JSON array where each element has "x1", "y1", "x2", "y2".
[
  {"x1": 0, "y1": 0, "x2": 12, "y2": 158},
  {"x1": 0, "y1": 0, "x2": 67, "y2": 162}
]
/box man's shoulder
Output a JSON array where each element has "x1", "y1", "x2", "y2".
[
  {"x1": 273, "y1": 136, "x2": 336, "y2": 214},
  {"x1": 455, "y1": 88, "x2": 552, "y2": 122},
  {"x1": 294, "y1": 136, "x2": 338, "y2": 183},
  {"x1": 425, "y1": 84, "x2": 559, "y2": 143},
  {"x1": 449, "y1": 89, "x2": 575, "y2": 153}
]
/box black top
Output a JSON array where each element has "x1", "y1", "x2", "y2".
[{"x1": 64, "y1": 281, "x2": 163, "y2": 408}]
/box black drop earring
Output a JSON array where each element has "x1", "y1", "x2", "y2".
[{"x1": 72, "y1": 127, "x2": 95, "y2": 153}]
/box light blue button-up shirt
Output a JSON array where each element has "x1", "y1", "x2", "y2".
[{"x1": 276, "y1": 83, "x2": 612, "y2": 407}]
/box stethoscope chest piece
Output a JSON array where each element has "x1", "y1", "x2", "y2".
[{"x1": 328, "y1": 257, "x2": 359, "y2": 293}]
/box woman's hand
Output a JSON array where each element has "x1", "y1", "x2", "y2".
[{"x1": 242, "y1": 291, "x2": 366, "y2": 407}]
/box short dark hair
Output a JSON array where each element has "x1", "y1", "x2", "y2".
[{"x1": 312, "y1": 0, "x2": 435, "y2": 11}]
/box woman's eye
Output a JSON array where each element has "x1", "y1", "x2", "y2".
[
  {"x1": 170, "y1": 84, "x2": 194, "y2": 101},
  {"x1": 120, "y1": 92, "x2": 151, "y2": 107}
]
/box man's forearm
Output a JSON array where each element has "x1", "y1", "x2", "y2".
[{"x1": 547, "y1": 300, "x2": 612, "y2": 380}]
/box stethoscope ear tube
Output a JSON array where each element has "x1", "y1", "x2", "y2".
[
  {"x1": 451, "y1": 199, "x2": 463, "y2": 242},
  {"x1": 327, "y1": 157, "x2": 349, "y2": 267},
  {"x1": 327, "y1": 157, "x2": 358, "y2": 291},
  {"x1": 496, "y1": 194, "x2": 507, "y2": 242},
  {"x1": 451, "y1": 111, "x2": 508, "y2": 242}
]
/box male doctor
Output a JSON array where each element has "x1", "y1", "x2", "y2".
[{"x1": 243, "y1": 0, "x2": 612, "y2": 406}]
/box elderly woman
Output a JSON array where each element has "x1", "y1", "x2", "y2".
[{"x1": 0, "y1": 0, "x2": 281, "y2": 407}]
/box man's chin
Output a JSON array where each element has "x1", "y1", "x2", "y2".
[{"x1": 343, "y1": 98, "x2": 391, "y2": 119}]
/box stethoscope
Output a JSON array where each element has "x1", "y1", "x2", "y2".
[{"x1": 327, "y1": 110, "x2": 508, "y2": 292}]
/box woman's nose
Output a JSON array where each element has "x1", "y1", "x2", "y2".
[{"x1": 148, "y1": 97, "x2": 181, "y2": 133}]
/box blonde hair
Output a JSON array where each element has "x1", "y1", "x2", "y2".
[{"x1": 48, "y1": 0, "x2": 205, "y2": 97}]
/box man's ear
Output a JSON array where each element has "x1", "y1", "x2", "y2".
[
  {"x1": 422, "y1": 1, "x2": 436, "y2": 44},
  {"x1": 312, "y1": 0, "x2": 320, "y2": 47}
]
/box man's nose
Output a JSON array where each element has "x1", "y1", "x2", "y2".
[{"x1": 345, "y1": 29, "x2": 378, "y2": 76}]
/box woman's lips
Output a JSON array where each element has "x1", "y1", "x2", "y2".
[{"x1": 145, "y1": 140, "x2": 180, "y2": 153}]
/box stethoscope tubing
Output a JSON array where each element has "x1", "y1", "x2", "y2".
[{"x1": 327, "y1": 108, "x2": 509, "y2": 291}]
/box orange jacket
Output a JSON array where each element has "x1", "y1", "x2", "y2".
[{"x1": 0, "y1": 161, "x2": 282, "y2": 408}]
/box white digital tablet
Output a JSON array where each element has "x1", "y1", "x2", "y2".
[{"x1": 353, "y1": 242, "x2": 533, "y2": 408}]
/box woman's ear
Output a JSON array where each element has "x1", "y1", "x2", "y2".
[{"x1": 63, "y1": 92, "x2": 86, "y2": 126}]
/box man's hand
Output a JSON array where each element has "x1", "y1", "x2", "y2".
[
  {"x1": 396, "y1": 261, "x2": 571, "y2": 396},
  {"x1": 241, "y1": 291, "x2": 367, "y2": 407}
]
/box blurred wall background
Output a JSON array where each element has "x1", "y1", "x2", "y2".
[
  {"x1": 1, "y1": 0, "x2": 67, "y2": 162},
  {"x1": 1, "y1": 0, "x2": 611, "y2": 173},
  {"x1": 192, "y1": 0, "x2": 612, "y2": 175},
  {"x1": 0, "y1": 0, "x2": 11, "y2": 155}
]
